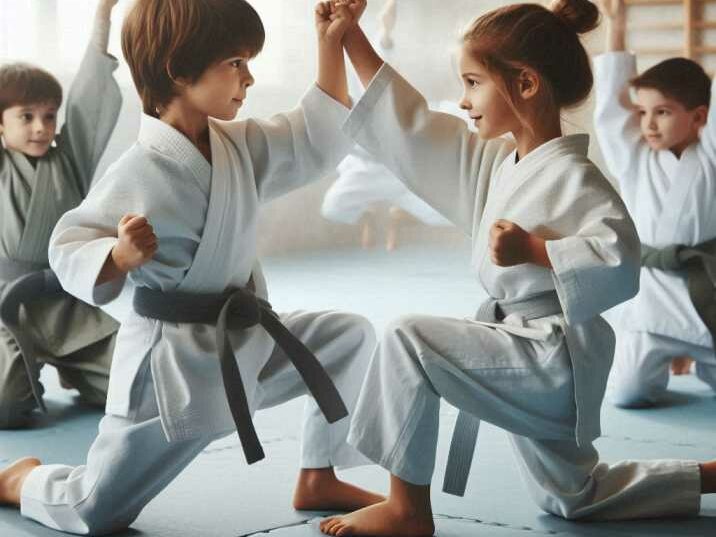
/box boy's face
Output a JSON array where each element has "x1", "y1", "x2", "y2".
[
  {"x1": 458, "y1": 46, "x2": 518, "y2": 140},
  {"x1": 182, "y1": 54, "x2": 255, "y2": 121},
  {"x1": 635, "y1": 88, "x2": 707, "y2": 153},
  {"x1": 0, "y1": 102, "x2": 58, "y2": 157}
]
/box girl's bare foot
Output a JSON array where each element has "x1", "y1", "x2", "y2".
[
  {"x1": 0, "y1": 457, "x2": 41, "y2": 506},
  {"x1": 671, "y1": 356, "x2": 694, "y2": 376},
  {"x1": 293, "y1": 467, "x2": 384, "y2": 512},
  {"x1": 320, "y1": 474, "x2": 434, "y2": 536},
  {"x1": 359, "y1": 211, "x2": 376, "y2": 249},
  {"x1": 700, "y1": 460, "x2": 716, "y2": 493},
  {"x1": 320, "y1": 499, "x2": 435, "y2": 536}
]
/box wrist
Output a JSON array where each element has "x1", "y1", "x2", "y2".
[
  {"x1": 110, "y1": 246, "x2": 131, "y2": 274},
  {"x1": 526, "y1": 233, "x2": 551, "y2": 268}
]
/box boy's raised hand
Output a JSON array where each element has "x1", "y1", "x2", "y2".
[
  {"x1": 112, "y1": 214, "x2": 158, "y2": 273},
  {"x1": 315, "y1": 1, "x2": 365, "y2": 44}
]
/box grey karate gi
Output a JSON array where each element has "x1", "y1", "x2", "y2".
[{"x1": 0, "y1": 38, "x2": 122, "y2": 427}]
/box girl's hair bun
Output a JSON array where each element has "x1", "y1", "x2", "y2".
[{"x1": 550, "y1": 0, "x2": 600, "y2": 34}]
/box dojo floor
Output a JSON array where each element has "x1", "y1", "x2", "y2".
[{"x1": 2, "y1": 244, "x2": 715, "y2": 537}]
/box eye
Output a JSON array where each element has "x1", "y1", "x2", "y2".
[
  {"x1": 230, "y1": 59, "x2": 244, "y2": 68},
  {"x1": 657, "y1": 109, "x2": 670, "y2": 116},
  {"x1": 22, "y1": 113, "x2": 33, "y2": 121},
  {"x1": 45, "y1": 113, "x2": 56, "y2": 121},
  {"x1": 638, "y1": 110, "x2": 646, "y2": 116},
  {"x1": 466, "y1": 78, "x2": 479, "y2": 89}
]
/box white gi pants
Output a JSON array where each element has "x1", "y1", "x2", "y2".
[
  {"x1": 609, "y1": 331, "x2": 716, "y2": 408},
  {"x1": 348, "y1": 315, "x2": 701, "y2": 520},
  {"x1": 20, "y1": 311, "x2": 375, "y2": 535},
  {"x1": 321, "y1": 153, "x2": 452, "y2": 227}
]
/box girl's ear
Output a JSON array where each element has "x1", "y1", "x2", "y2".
[{"x1": 517, "y1": 67, "x2": 540, "y2": 100}]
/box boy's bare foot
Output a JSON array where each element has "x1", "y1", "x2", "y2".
[
  {"x1": 359, "y1": 211, "x2": 376, "y2": 249},
  {"x1": 700, "y1": 460, "x2": 716, "y2": 493},
  {"x1": 0, "y1": 457, "x2": 41, "y2": 506},
  {"x1": 293, "y1": 467, "x2": 384, "y2": 512},
  {"x1": 319, "y1": 499, "x2": 435, "y2": 536},
  {"x1": 671, "y1": 356, "x2": 694, "y2": 375}
]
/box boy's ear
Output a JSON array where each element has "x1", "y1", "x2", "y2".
[{"x1": 693, "y1": 105, "x2": 709, "y2": 128}]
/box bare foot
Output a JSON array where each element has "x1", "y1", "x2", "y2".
[
  {"x1": 700, "y1": 460, "x2": 716, "y2": 493},
  {"x1": 359, "y1": 212, "x2": 376, "y2": 250},
  {"x1": 319, "y1": 499, "x2": 435, "y2": 536},
  {"x1": 293, "y1": 467, "x2": 385, "y2": 512},
  {"x1": 0, "y1": 457, "x2": 41, "y2": 506},
  {"x1": 671, "y1": 356, "x2": 694, "y2": 376}
]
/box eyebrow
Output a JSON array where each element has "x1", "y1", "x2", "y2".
[{"x1": 461, "y1": 72, "x2": 484, "y2": 78}]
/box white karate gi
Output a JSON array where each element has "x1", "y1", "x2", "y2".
[
  {"x1": 321, "y1": 40, "x2": 456, "y2": 227},
  {"x1": 594, "y1": 52, "x2": 716, "y2": 407},
  {"x1": 343, "y1": 64, "x2": 701, "y2": 519},
  {"x1": 19, "y1": 86, "x2": 375, "y2": 535}
]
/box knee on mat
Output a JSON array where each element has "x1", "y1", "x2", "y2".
[
  {"x1": 0, "y1": 398, "x2": 36, "y2": 429},
  {"x1": 609, "y1": 374, "x2": 661, "y2": 408},
  {"x1": 79, "y1": 499, "x2": 137, "y2": 536}
]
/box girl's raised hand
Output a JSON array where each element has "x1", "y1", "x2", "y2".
[{"x1": 597, "y1": 0, "x2": 625, "y2": 21}]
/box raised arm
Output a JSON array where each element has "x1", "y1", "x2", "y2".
[
  {"x1": 593, "y1": 0, "x2": 647, "y2": 192},
  {"x1": 56, "y1": 0, "x2": 122, "y2": 197}
]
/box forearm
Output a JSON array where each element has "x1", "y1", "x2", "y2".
[
  {"x1": 317, "y1": 40, "x2": 350, "y2": 108},
  {"x1": 606, "y1": 16, "x2": 627, "y2": 52},
  {"x1": 529, "y1": 235, "x2": 553, "y2": 269},
  {"x1": 343, "y1": 26, "x2": 384, "y2": 89},
  {"x1": 92, "y1": 0, "x2": 114, "y2": 53},
  {"x1": 96, "y1": 248, "x2": 128, "y2": 286}
]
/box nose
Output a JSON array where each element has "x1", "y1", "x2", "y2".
[
  {"x1": 459, "y1": 93, "x2": 471, "y2": 111},
  {"x1": 646, "y1": 114, "x2": 657, "y2": 131},
  {"x1": 243, "y1": 68, "x2": 255, "y2": 89}
]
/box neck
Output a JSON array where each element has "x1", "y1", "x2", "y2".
[
  {"x1": 512, "y1": 114, "x2": 563, "y2": 161},
  {"x1": 160, "y1": 100, "x2": 211, "y2": 159},
  {"x1": 669, "y1": 133, "x2": 698, "y2": 159}
]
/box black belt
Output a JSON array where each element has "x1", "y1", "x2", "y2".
[
  {"x1": 0, "y1": 258, "x2": 64, "y2": 413},
  {"x1": 133, "y1": 285, "x2": 349, "y2": 464}
]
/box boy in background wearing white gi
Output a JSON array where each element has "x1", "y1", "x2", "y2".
[
  {"x1": 0, "y1": 0, "x2": 121, "y2": 428},
  {"x1": 595, "y1": 0, "x2": 716, "y2": 407},
  {"x1": 0, "y1": 0, "x2": 383, "y2": 534}
]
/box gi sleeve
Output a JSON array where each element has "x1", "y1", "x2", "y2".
[
  {"x1": 221, "y1": 84, "x2": 354, "y2": 202},
  {"x1": 342, "y1": 63, "x2": 512, "y2": 235},
  {"x1": 56, "y1": 13, "x2": 122, "y2": 198},
  {"x1": 546, "y1": 165, "x2": 641, "y2": 326},
  {"x1": 593, "y1": 52, "x2": 648, "y2": 199},
  {"x1": 697, "y1": 79, "x2": 716, "y2": 159}
]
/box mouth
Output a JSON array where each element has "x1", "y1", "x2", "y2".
[{"x1": 232, "y1": 98, "x2": 244, "y2": 106}]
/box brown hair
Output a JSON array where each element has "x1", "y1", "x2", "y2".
[
  {"x1": 0, "y1": 63, "x2": 62, "y2": 122},
  {"x1": 631, "y1": 58, "x2": 711, "y2": 110},
  {"x1": 462, "y1": 0, "x2": 599, "y2": 119},
  {"x1": 121, "y1": 0, "x2": 265, "y2": 117}
]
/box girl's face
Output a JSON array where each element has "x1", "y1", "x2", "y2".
[
  {"x1": 458, "y1": 45, "x2": 518, "y2": 140},
  {"x1": 182, "y1": 53, "x2": 255, "y2": 121}
]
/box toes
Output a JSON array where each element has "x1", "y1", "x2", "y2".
[
  {"x1": 335, "y1": 523, "x2": 350, "y2": 537},
  {"x1": 320, "y1": 517, "x2": 340, "y2": 535}
]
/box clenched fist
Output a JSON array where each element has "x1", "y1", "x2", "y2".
[
  {"x1": 111, "y1": 214, "x2": 158, "y2": 273},
  {"x1": 489, "y1": 219, "x2": 550, "y2": 268}
]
